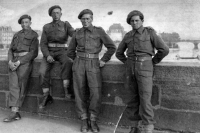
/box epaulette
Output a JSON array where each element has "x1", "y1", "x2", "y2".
[
  {"x1": 94, "y1": 26, "x2": 103, "y2": 30},
  {"x1": 32, "y1": 30, "x2": 38, "y2": 37}
]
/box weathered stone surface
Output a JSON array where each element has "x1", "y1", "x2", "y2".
[
  {"x1": 27, "y1": 77, "x2": 42, "y2": 95},
  {"x1": 101, "y1": 62, "x2": 125, "y2": 82},
  {"x1": 0, "y1": 92, "x2": 6, "y2": 108},
  {"x1": 102, "y1": 82, "x2": 160, "y2": 106},
  {"x1": 51, "y1": 79, "x2": 65, "y2": 98},
  {"x1": 161, "y1": 95, "x2": 200, "y2": 111},
  {"x1": 38, "y1": 98, "x2": 78, "y2": 119},
  {"x1": 154, "y1": 108, "x2": 200, "y2": 132},
  {"x1": 21, "y1": 96, "x2": 38, "y2": 113},
  {"x1": 0, "y1": 60, "x2": 8, "y2": 74},
  {"x1": 0, "y1": 75, "x2": 9, "y2": 91}
]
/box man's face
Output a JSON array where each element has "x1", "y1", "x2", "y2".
[
  {"x1": 81, "y1": 14, "x2": 93, "y2": 27},
  {"x1": 130, "y1": 15, "x2": 143, "y2": 30},
  {"x1": 51, "y1": 8, "x2": 62, "y2": 21},
  {"x1": 21, "y1": 18, "x2": 31, "y2": 30}
]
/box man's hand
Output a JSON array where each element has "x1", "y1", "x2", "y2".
[
  {"x1": 12, "y1": 61, "x2": 20, "y2": 71},
  {"x1": 99, "y1": 60, "x2": 106, "y2": 67},
  {"x1": 47, "y1": 55, "x2": 55, "y2": 63},
  {"x1": 8, "y1": 60, "x2": 16, "y2": 71}
]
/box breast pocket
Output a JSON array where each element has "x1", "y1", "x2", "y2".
[
  {"x1": 76, "y1": 34, "x2": 84, "y2": 46},
  {"x1": 88, "y1": 35, "x2": 101, "y2": 48},
  {"x1": 23, "y1": 36, "x2": 32, "y2": 51},
  {"x1": 138, "y1": 35, "x2": 152, "y2": 50},
  {"x1": 57, "y1": 27, "x2": 66, "y2": 38}
]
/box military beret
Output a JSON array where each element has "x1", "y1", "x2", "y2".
[
  {"x1": 126, "y1": 10, "x2": 144, "y2": 24},
  {"x1": 48, "y1": 5, "x2": 62, "y2": 16},
  {"x1": 78, "y1": 9, "x2": 93, "y2": 19},
  {"x1": 18, "y1": 14, "x2": 31, "y2": 24}
]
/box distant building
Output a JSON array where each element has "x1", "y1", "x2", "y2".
[
  {"x1": 0, "y1": 26, "x2": 15, "y2": 49},
  {"x1": 107, "y1": 23, "x2": 126, "y2": 43}
]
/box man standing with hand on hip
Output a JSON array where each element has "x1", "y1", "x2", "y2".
[
  {"x1": 39, "y1": 5, "x2": 74, "y2": 109},
  {"x1": 67, "y1": 9, "x2": 116, "y2": 133},
  {"x1": 4, "y1": 14, "x2": 39, "y2": 122},
  {"x1": 116, "y1": 10, "x2": 169, "y2": 133}
]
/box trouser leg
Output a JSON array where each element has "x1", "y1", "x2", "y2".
[
  {"x1": 135, "y1": 60, "x2": 155, "y2": 125},
  {"x1": 39, "y1": 57, "x2": 52, "y2": 92},
  {"x1": 9, "y1": 62, "x2": 32, "y2": 107},
  {"x1": 56, "y1": 50, "x2": 73, "y2": 98},
  {"x1": 73, "y1": 57, "x2": 88, "y2": 119},
  {"x1": 123, "y1": 60, "x2": 141, "y2": 124},
  {"x1": 86, "y1": 59, "x2": 102, "y2": 120}
]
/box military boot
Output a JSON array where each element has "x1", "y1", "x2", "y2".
[
  {"x1": 137, "y1": 121, "x2": 154, "y2": 133},
  {"x1": 81, "y1": 119, "x2": 89, "y2": 133},
  {"x1": 63, "y1": 80, "x2": 72, "y2": 99},
  {"x1": 39, "y1": 92, "x2": 53, "y2": 109},
  {"x1": 90, "y1": 120, "x2": 100, "y2": 133},
  {"x1": 3, "y1": 112, "x2": 21, "y2": 122}
]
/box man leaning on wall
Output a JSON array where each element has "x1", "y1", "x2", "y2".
[
  {"x1": 3, "y1": 15, "x2": 39, "y2": 122},
  {"x1": 67, "y1": 9, "x2": 116, "y2": 133},
  {"x1": 38, "y1": 5, "x2": 74, "y2": 109},
  {"x1": 116, "y1": 10, "x2": 169, "y2": 133}
]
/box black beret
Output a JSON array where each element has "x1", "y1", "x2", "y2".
[
  {"x1": 48, "y1": 5, "x2": 62, "y2": 16},
  {"x1": 18, "y1": 14, "x2": 31, "y2": 24},
  {"x1": 78, "y1": 9, "x2": 93, "y2": 19},
  {"x1": 126, "y1": 10, "x2": 144, "y2": 24}
]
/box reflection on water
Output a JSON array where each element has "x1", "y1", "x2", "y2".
[{"x1": 1, "y1": 42, "x2": 200, "y2": 62}]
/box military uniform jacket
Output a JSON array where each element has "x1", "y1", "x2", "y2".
[
  {"x1": 8, "y1": 29, "x2": 39, "y2": 65},
  {"x1": 67, "y1": 25, "x2": 116, "y2": 62},
  {"x1": 40, "y1": 20, "x2": 74, "y2": 57},
  {"x1": 116, "y1": 26, "x2": 169, "y2": 64}
]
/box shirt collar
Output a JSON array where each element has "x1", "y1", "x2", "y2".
[
  {"x1": 83, "y1": 25, "x2": 93, "y2": 32},
  {"x1": 132, "y1": 25, "x2": 144, "y2": 35},
  {"x1": 21, "y1": 27, "x2": 31, "y2": 34},
  {"x1": 52, "y1": 20, "x2": 62, "y2": 26}
]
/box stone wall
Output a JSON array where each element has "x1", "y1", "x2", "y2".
[{"x1": 0, "y1": 59, "x2": 200, "y2": 132}]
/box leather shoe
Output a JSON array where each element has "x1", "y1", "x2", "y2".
[
  {"x1": 3, "y1": 112, "x2": 21, "y2": 122},
  {"x1": 90, "y1": 120, "x2": 100, "y2": 133},
  {"x1": 39, "y1": 94, "x2": 53, "y2": 109},
  {"x1": 81, "y1": 119, "x2": 89, "y2": 133}
]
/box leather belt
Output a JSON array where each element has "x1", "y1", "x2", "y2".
[
  {"x1": 77, "y1": 52, "x2": 99, "y2": 58},
  {"x1": 13, "y1": 52, "x2": 28, "y2": 57},
  {"x1": 48, "y1": 43, "x2": 68, "y2": 47},
  {"x1": 129, "y1": 56, "x2": 152, "y2": 61}
]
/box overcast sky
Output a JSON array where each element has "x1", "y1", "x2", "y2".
[{"x1": 0, "y1": 0, "x2": 200, "y2": 40}]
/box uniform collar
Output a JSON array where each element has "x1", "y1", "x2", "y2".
[
  {"x1": 83, "y1": 25, "x2": 93, "y2": 32},
  {"x1": 21, "y1": 27, "x2": 31, "y2": 34},
  {"x1": 132, "y1": 25, "x2": 144, "y2": 35},
  {"x1": 52, "y1": 20, "x2": 62, "y2": 26}
]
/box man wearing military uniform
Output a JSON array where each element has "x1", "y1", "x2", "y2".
[
  {"x1": 3, "y1": 15, "x2": 39, "y2": 122},
  {"x1": 39, "y1": 5, "x2": 74, "y2": 109},
  {"x1": 67, "y1": 9, "x2": 116, "y2": 133},
  {"x1": 116, "y1": 10, "x2": 169, "y2": 133}
]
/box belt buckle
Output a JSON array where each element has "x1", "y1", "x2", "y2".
[
  {"x1": 85, "y1": 53, "x2": 90, "y2": 58},
  {"x1": 135, "y1": 56, "x2": 138, "y2": 61}
]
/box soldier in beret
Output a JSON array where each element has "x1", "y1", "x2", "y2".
[
  {"x1": 3, "y1": 14, "x2": 39, "y2": 122},
  {"x1": 68, "y1": 9, "x2": 116, "y2": 133},
  {"x1": 116, "y1": 10, "x2": 169, "y2": 133},
  {"x1": 39, "y1": 5, "x2": 74, "y2": 109}
]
